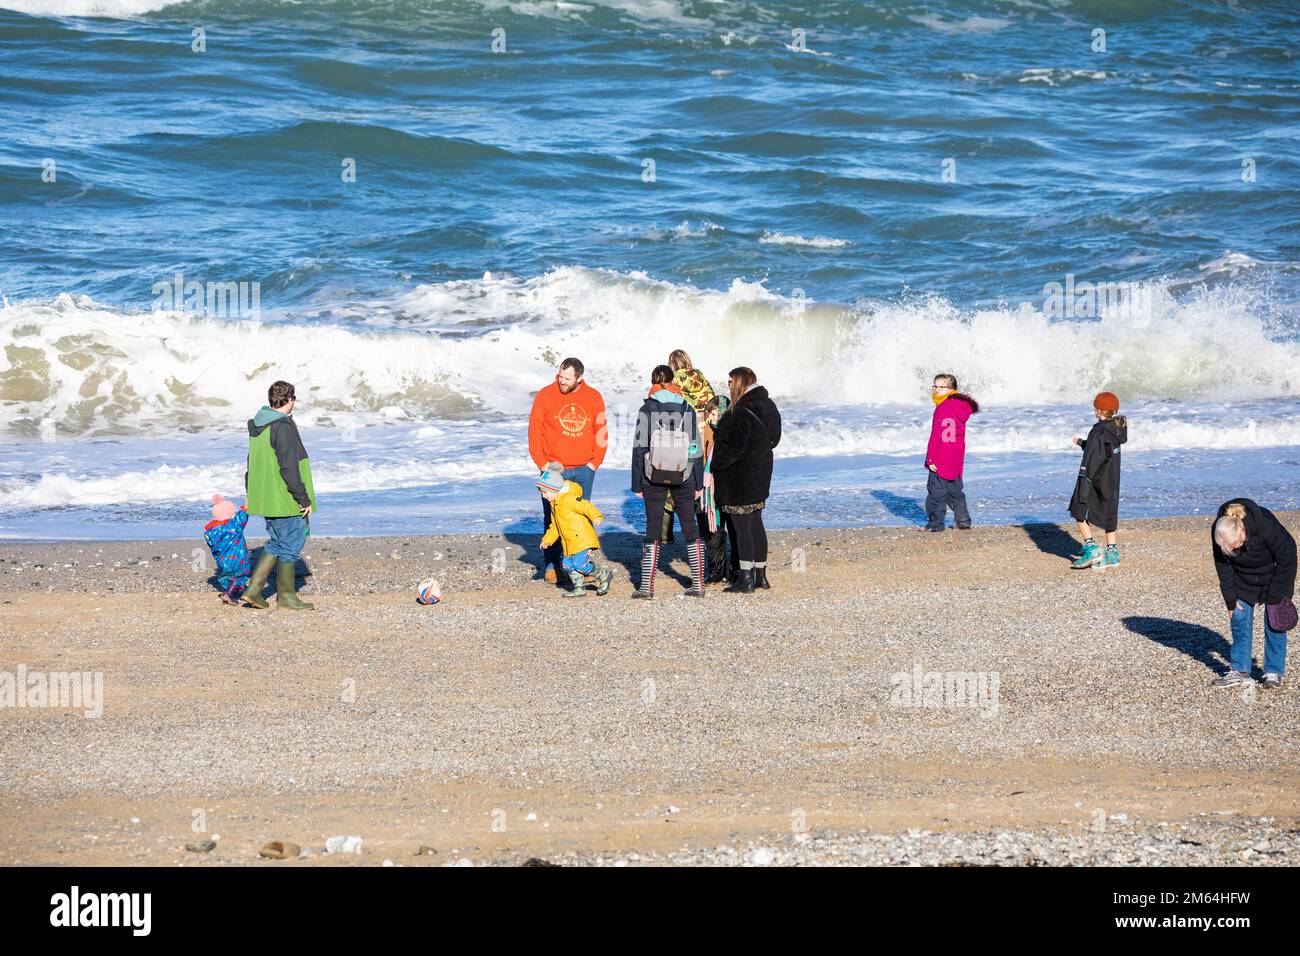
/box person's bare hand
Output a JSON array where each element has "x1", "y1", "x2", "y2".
[
  {"x1": 299, "y1": 503, "x2": 312, "y2": 517},
  {"x1": 635, "y1": 492, "x2": 643, "y2": 499},
  {"x1": 1072, "y1": 436, "x2": 1082, "y2": 446}
]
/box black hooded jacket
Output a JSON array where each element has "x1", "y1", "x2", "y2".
[
  {"x1": 630, "y1": 390, "x2": 704, "y2": 493},
  {"x1": 1067, "y1": 416, "x2": 1127, "y2": 531},
  {"x1": 711, "y1": 385, "x2": 782, "y2": 507},
  {"x1": 1212, "y1": 498, "x2": 1297, "y2": 611}
]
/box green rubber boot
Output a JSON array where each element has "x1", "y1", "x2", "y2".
[
  {"x1": 563, "y1": 568, "x2": 589, "y2": 597},
  {"x1": 241, "y1": 552, "x2": 277, "y2": 609},
  {"x1": 275, "y1": 560, "x2": 314, "y2": 610}
]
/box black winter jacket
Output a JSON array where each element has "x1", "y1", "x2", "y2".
[
  {"x1": 1067, "y1": 417, "x2": 1127, "y2": 532},
  {"x1": 631, "y1": 391, "x2": 704, "y2": 493},
  {"x1": 1212, "y1": 498, "x2": 1297, "y2": 611},
  {"x1": 711, "y1": 385, "x2": 782, "y2": 507}
]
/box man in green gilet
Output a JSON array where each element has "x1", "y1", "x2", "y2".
[{"x1": 243, "y1": 380, "x2": 316, "y2": 610}]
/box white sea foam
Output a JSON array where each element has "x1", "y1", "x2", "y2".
[
  {"x1": 5, "y1": 0, "x2": 701, "y2": 21},
  {"x1": 5, "y1": 402, "x2": 1300, "y2": 512},
  {"x1": 912, "y1": 14, "x2": 1011, "y2": 34},
  {"x1": 671, "y1": 220, "x2": 725, "y2": 238},
  {"x1": 1019, "y1": 68, "x2": 1108, "y2": 86},
  {"x1": 2, "y1": 267, "x2": 1297, "y2": 439},
  {"x1": 0, "y1": 0, "x2": 177, "y2": 15},
  {"x1": 759, "y1": 232, "x2": 850, "y2": 248},
  {"x1": 482, "y1": 0, "x2": 708, "y2": 27},
  {"x1": 0, "y1": 454, "x2": 534, "y2": 510}
]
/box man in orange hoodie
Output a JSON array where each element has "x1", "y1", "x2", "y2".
[{"x1": 528, "y1": 357, "x2": 607, "y2": 583}]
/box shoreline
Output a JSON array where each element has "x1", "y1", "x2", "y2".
[
  {"x1": 0, "y1": 506, "x2": 1259, "y2": 551},
  {"x1": 6, "y1": 439, "x2": 1299, "y2": 545},
  {"x1": 0, "y1": 506, "x2": 1236, "y2": 547},
  {"x1": 3, "y1": 513, "x2": 1297, "y2": 866}
]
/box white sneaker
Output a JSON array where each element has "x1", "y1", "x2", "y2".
[{"x1": 1211, "y1": 670, "x2": 1251, "y2": 689}]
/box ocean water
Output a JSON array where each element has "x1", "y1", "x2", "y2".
[{"x1": 1, "y1": 0, "x2": 1298, "y2": 541}]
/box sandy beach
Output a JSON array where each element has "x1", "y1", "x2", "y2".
[{"x1": 2, "y1": 514, "x2": 1297, "y2": 866}]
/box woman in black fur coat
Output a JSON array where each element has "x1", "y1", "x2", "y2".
[{"x1": 710, "y1": 367, "x2": 782, "y2": 593}]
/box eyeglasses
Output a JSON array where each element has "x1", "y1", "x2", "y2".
[{"x1": 930, "y1": 385, "x2": 952, "y2": 391}]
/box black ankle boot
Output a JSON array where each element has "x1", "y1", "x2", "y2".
[
  {"x1": 753, "y1": 566, "x2": 770, "y2": 590},
  {"x1": 724, "y1": 568, "x2": 755, "y2": 594}
]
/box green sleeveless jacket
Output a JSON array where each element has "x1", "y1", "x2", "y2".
[{"x1": 245, "y1": 412, "x2": 316, "y2": 518}]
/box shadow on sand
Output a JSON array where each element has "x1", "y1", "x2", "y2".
[
  {"x1": 1122, "y1": 615, "x2": 1240, "y2": 677},
  {"x1": 503, "y1": 495, "x2": 693, "y2": 590},
  {"x1": 871, "y1": 490, "x2": 927, "y2": 526},
  {"x1": 1022, "y1": 522, "x2": 1079, "y2": 559},
  {"x1": 226, "y1": 548, "x2": 311, "y2": 603}
]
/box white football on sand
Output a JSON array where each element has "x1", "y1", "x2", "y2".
[{"x1": 416, "y1": 578, "x2": 441, "y2": 605}]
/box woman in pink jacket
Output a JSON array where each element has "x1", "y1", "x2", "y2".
[{"x1": 923, "y1": 373, "x2": 980, "y2": 532}]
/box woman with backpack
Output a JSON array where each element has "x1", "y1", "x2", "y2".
[
  {"x1": 710, "y1": 367, "x2": 782, "y2": 594},
  {"x1": 631, "y1": 365, "x2": 706, "y2": 599}
]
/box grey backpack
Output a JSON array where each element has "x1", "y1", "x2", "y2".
[{"x1": 644, "y1": 411, "x2": 692, "y2": 485}]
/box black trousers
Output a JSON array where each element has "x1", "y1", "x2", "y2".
[
  {"x1": 725, "y1": 513, "x2": 739, "y2": 575},
  {"x1": 925, "y1": 471, "x2": 971, "y2": 530},
  {"x1": 728, "y1": 508, "x2": 768, "y2": 564},
  {"x1": 643, "y1": 481, "x2": 699, "y2": 543}
]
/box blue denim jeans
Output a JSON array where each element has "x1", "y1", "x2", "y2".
[
  {"x1": 264, "y1": 515, "x2": 308, "y2": 562},
  {"x1": 542, "y1": 465, "x2": 595, "y2": 573},
  {"x1": 1229, "y1": 600, "x2": 1287, "y2": 676},
  {"x1": 561, "y1": 549, "x2": 596, "y2": 576}
]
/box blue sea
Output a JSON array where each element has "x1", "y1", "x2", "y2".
[{"x1": 1, "y1": 0, "x2": 1298, "y2": 540}]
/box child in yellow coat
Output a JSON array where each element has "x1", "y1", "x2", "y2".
[{"x1": 537, "y1": 468, "x2": 614, "y2": 597}]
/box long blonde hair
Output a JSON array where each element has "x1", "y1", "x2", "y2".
[
  {"x1": 1214, "y1": 502, "x2": 1247, "y2": 552},
  {"x1": 668, "y1": 349, "x2": 693, "y2": 372}
]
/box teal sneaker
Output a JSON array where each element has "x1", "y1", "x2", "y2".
[
  {"x1": 1102, "y1": 545, "x2": 1120, "y2": 569},
  {"x1": 1070, "y1": 542, "x2": 1102, "y2": 569}
]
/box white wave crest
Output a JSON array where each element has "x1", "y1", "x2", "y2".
[
  {"x1": 0, "y1": 0, "x2": 178, "y2": 15},
  {"x1": 912, "y1": 15, "x2": 1011, "y2": 34},
  {"x1": 1019, "y1": 68, "x2": 1108, "y2": 86},
  {"x1": 759, "y1": 232, "x2": 850, "y2": 248},
  {"x1": 3, "y1": 267, "x2": 1297, "y2": 437}
]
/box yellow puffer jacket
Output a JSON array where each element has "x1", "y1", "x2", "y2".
[{"x1": 540, "y1": 481, "x2": 604, "y2": 555}]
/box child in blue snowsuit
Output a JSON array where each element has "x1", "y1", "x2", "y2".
[{"x1": 204, "y1": 494, "x2": 251, "y2": 605}]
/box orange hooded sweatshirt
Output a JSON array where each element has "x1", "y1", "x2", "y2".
[{"x1": 528, "y1": 378, "x2": 608, "y2": 471}]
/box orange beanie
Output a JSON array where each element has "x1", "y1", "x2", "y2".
[{"x1": 1093, "y1": 391, "x2": 1120, "y2": 413}]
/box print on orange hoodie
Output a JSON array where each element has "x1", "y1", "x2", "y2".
[{"x1": 528, "y1": 378, "x2": 608, "y2": 471}]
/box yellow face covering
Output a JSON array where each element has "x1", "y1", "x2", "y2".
[{"x1": 932, "y1": 391, "x2": 951, "y2": 406}]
